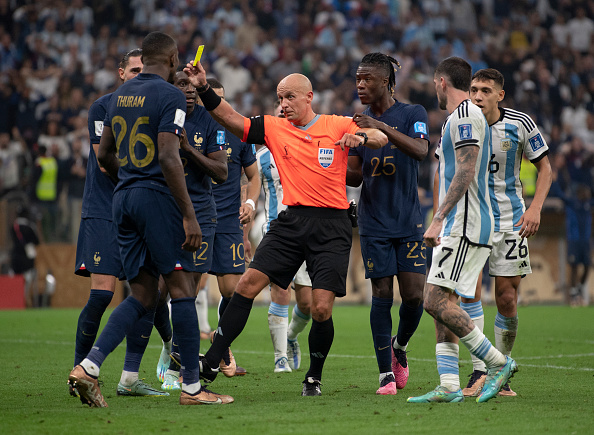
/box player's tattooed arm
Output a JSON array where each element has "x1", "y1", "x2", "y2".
[
  {"x1": 424, "y1": 145, "x2": 478, "y2": 247},
  {"x1": 433, "y1": 145, "x2": 478, "y2": 223}
]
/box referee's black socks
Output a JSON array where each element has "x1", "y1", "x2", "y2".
[
  {"x1": 306, "y1": 316, "x2": 334, "y2": 381},
  {"x1": 205, "y1": 293, "x2": 254, "y2": 368}
]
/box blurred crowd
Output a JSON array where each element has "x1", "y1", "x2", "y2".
[{"x1": 1, "y1": 0, "x2": 594, "y2": 244}]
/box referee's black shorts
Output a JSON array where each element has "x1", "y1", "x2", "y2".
[{"x1": 250, "y1": 206, "x2": 351, "y2": 296}]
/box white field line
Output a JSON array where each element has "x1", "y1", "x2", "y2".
[{"x1": 3, "y1": 339, "x2": 593, "y2": 372}]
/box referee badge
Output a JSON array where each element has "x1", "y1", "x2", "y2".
[{"x1": 318, "y1": 148, "x2": 334, "y2": 168}]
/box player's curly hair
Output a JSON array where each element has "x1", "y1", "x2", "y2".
[{"x1": 359, "y1": 53, "x2": 401, "y2": 96}]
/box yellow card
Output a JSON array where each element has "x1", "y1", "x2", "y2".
[{"x1": 193, "y1": 45, "x2": 204, "y2": 66}]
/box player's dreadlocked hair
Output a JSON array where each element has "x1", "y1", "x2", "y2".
[{"x1": 359, "y1": 53, "x2": 401, "y2": 96}]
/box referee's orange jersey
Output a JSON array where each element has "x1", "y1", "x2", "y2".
[{"x1": 243, "y1": 114, "x2": 359, "y2": 209}]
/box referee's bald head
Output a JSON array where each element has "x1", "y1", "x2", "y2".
[{"x1": 279, "y1": 74, "x2": 312, "y2": 95}]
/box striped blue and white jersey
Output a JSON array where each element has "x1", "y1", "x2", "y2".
[
  {"x1": 489, "y1": 108, "x2": 549, "y2": 232},
  {"x1": 435, "y1": 99, "x2": 493, "y2": 246},
  {"x1": 256, "y1": 146, "x2": 286, "y2": 231}
]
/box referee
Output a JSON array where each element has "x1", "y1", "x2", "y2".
[{"x1": 184, "y1": 62, "x2": 388, "y2": 396}]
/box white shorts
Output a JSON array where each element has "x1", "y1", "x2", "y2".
[
  {"x1": 293, "y1": 261, "x2": 312, "y2": 287},
  {"x1": 427, "y1": 236, "x2": 491, "y2": 298},
  {"x1": 488, "y1": 231, "x2": 531, "y2": 277}
]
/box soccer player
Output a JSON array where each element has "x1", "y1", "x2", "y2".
[
  {"x1": 184, "y1": 60, "x2": 388, "y2": 396},
  {"x1": 257, "y1": 100, "x2": 312, "y2": 373},
  {"x1": 68, "y1": 31, "x2": 232, "y2": 407},
  {"x1": 407, "y1": 57, "x2": 517, "y2": 404},
  {"x1": 159, "y1": 68, "x2": 229, "y2": 391},
  {"x1": 206, "y1": 78, "x2": 260, "y2": 377},
  {"x1": 72, "y1": 48, "x2": 168, "y2": 398},
  {"x1": 346, "y1": 53, "x2": 428, "y2": 395},
  {"x1": 460, "y1": 68, "x2": 551, "y2": 397}
]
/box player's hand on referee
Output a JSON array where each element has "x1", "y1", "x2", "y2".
[{"x1": 182, "y1": 216, "x2": 202, "y2": 251}]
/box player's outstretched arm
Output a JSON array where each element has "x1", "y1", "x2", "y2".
[
  {"x1": 159, "y1": 131, "x2": 202, "y2": 251},
  {"x1": 183, "y1": 62, "x2": 246, "y2": 140},
  {"x1": 518, "y1": 155, "x2": 552, "y2": 238},
  {"x1": 97, "y1": 126, "x2": 120, "y2": 182}
]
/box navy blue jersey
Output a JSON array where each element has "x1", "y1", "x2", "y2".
[
  {"x1": 104, "y1": 73, "x2": 186, "y2": 194},
  {"x1": 81, "y1": 93, "x2": 116, "y2": 220},
  {"x1": 212, "y1": 131, "x2": 256, "y2": 233},
  {"x1": 182, "y1": 105, "x2": 225, "y2": 226},
  {"x1": 349, "y1": 101, "x2": 429, "y2": 238}
]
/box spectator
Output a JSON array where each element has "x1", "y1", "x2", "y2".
[{"x1": 10, "y1": 204, "x2": 40, "y2": 308}]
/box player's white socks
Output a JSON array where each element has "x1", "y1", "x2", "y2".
[
  {"x1": 287, "y1": 305, "x2": 311, "y2": 341},
  {"x1": 460, "y1": 326, "x2": 507, "y2": 369},
  {"x1": 195, "y1": 284, "x2": 211, "y2": 335},
  {"x1": 268, "y1": 303, "x2": 289, "y2": 361},
  {"x1": 119, "y1": 370, "x2": 139, "y2": 386},
  {"x1": 436, "y1": 342, "x2": 460, "y2": 391},
  {"x1": 393, "y1": 338, "x2": 408, "y2": 352},
  {"x1": 494, "y1": 312, "x2": 518, "y2": 356},
  {"x1": 80, "y1": 358, "x2": 100, "y2": 377},
  {"x1": 460, "y1": 301, "x2": 487, "y2": 372},
  {"x1": 379, "y1": 372, "x2": 395, "y2": 383}
]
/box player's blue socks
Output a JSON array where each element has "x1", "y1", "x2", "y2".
[
  {"x1": 74, "y1": 289, "x2": 113, "y2": 366},
  {"x1": 436, "y1": 342, "x2": 460, "y2": 390},
  {"x1": 206, "y1": 293, "x2": 253, "y2": 368},
  {"x1": 306, "y1": 316, "x2": 334, "y2": 381},
  {"x1": 123, "y1": 305, "x2": 156, "y2": 373},
  {"x1": 170, "y1": 297, "x2": 200, "y2": 385},
  {"x1": 86, "y1": 295, "x2": 147, "y2": 368},
  {"x1": 370, "y1": 296, "x2": 393, "y2": 373},
  {"x1": 153, "y1": 301, "x2": 172, "y2": 343},
  {"x1": 396, "y1": 300, "x2": 424, "y2": 348},
  {"x1": 219, "y1": 296, "x2": 231, "y2": 318}
]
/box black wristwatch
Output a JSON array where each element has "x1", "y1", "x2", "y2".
[{"x1": 355, "y1": 132, "x2": 368, "y2": 145}]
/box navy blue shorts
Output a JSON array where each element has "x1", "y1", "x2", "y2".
[
  {"x1": 568, "y1": 239, "x2": 591, "y2": 266},
  {"x1": 188, "y1": 224, "x2": 215, "y2": 273},
  {"x1": 75, "y1": 217, "x2": 124, "y2": 279},
  {"x1": 249, "y1": 206, "x2": 351, "y2": 295},
  {"x1": 113, "y1": 187, "x2": 195, "y2": 281},
  {"x1": 360, "y1": 234, "x2": 427, "y2": 279},
  {"x1": 209, "y1": 232, "x2": 245, "y2": 275}
]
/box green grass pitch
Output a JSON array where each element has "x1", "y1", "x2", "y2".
[{"x1": 1, "y1": 304, "x2": 592, "y2": 434}]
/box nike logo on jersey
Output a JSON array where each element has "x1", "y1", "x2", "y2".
[
  {"x1": 414, "y1": 262, "x2": 423, "y2": 267},
  {"x1": 233, "y1": 263, "x2": 244, "y2": 267}
]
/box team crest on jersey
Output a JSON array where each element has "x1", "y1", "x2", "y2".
[
  {"x1": 459, "y1": 124, "x2": 472, "y2": 140},
  {"x1": 226, "y1": 147, "x2": 233, "y2": 162},
  {"x1": 318, "y1": 148, "x2": 334, "y2": 168},
  {"x1": 500, "y1": 138, "x2": 512, "y2": 151},
  {"x1": 94, "y1": 251, "x2": 101, "y2": 266},
  {"x1": 529, "y1": 133, "x2": 545, "y2": 152},
  {"x1": 193, "y1": 134, "x2": 203, "y2": 148},
  {"x1": 366, "y1": 259, "x2": 374, "y2": 272}
]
